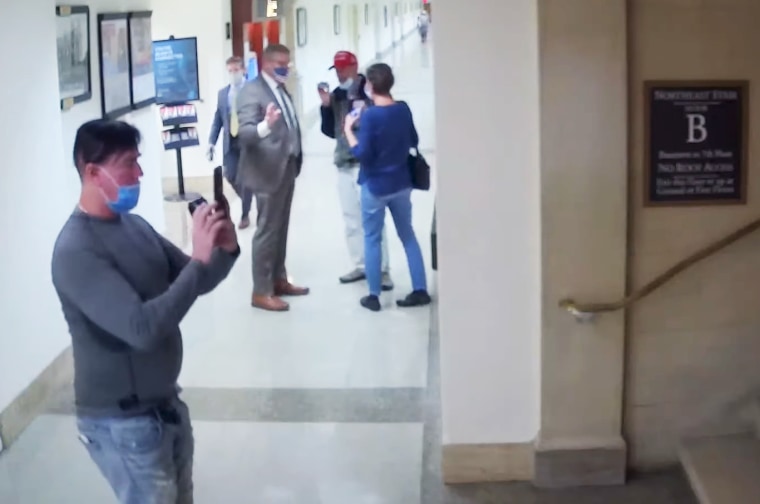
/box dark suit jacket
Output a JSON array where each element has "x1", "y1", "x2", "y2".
[{"x1": 209, "y1": 86, "x2": 235, "y2": 156}]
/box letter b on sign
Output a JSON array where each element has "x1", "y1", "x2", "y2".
[{"x1": 686, "y1": 114, "x2": 707, "y2": 143}]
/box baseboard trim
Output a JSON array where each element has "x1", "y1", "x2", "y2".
[
  {"x1": 0, "y1": 346, "x2": 74, "y2": 452},
  {"x1": 533, "y1": 435, "x2": 627, "y2": 488},
  {"x1": 442, "y1": 442, "x2": 535, "y2": 484}
]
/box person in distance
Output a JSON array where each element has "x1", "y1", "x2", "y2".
[
  {"x1": 319, "y1": 50, "x2": 394, "y2": 290},
  {"x1": 207, "y1": 55, "x2": 254, "y2": 230},
  {"x1": 51, "y1": 119, "x2": 240, "y2": 504},
  {"x1": 343, "y1": 63, "x2": 432, "y2": 312}
]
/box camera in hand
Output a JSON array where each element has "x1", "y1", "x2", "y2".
[
  {"x1": 187, "y1": 197, "x2": 208, "y2": 216},
  {"x1": 187, "y1": 167, "x2": 226, "y2": 216}
]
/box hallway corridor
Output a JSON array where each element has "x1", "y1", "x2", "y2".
[
  {"x1": 1, "y1": 34, "x2": 437, "y2": 504},
  {"x1": 0, "y1": 34, "x2": 696, "y2": 504}
]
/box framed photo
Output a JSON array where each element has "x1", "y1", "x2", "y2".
[
  {"x1": 56, "y1": 5, "x2": 92, "y2": 110},
  {"x1": 97, "y1": 13, "x2": 132, "y2": 119},
  {"x1": 296, "y1": 8, "x2": 307, "y2": 47},
  {"x1": 128, "y1": 11, "x2": 155, "y2": 110},
  {"x1": 333, "y1": 5, "x2": 341, "y2": 35}
]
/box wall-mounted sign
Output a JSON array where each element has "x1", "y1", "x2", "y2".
[
  {"x1": 255, "y1": 0, "x2": 278, "y2": 19},
  {"x1": 643, "y1": 80, "x2": 749, "y2": 206},
  {"x1": 267, "y1": 0, "x2": 278, "y2": 17}
]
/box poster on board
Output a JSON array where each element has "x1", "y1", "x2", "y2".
[{"x1": 152, "y1": 37, "x2": 200, "y2": 104}]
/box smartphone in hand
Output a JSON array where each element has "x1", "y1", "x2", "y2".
[{"x1": 213, "y1": 166, "x2": 229, "y2": 216}]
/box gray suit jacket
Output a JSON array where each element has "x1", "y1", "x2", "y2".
[
  {"x1": 209, "y1": 86, "x2": 234, "y2": 155},
  {"x1": 236, "y1": 76, "x2": 303, "y2": 194}
]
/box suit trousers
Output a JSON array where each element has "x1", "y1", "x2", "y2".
[
  {"x1": 251, "y1": 157, "x2": 298, "y2": 295},
  {"x1": 223, "y1": 146, "x2": 253, "y2": 219}
]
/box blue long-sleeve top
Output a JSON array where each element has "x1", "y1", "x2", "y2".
[{"x1": 350, "y1": 102, "x2": 419, "y2": 197}]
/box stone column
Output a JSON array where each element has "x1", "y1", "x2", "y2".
[
  {"x1": 534, "y1": 0, "x2": 629, "y2": 488},
  {"x1": 434, "y1": 0, "x2": 541, "y2": 483}
]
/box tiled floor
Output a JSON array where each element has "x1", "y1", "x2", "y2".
[{"x1": 0, "y1": 32, "x2": 697, "y2": 503}]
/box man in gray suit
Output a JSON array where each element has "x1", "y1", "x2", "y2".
[
  {"x1": 237, "y1": 44, "x2": 308, "y2": 312},
  {"x1": 207, "y1": 56, "x2": 253, "y2": 229}
]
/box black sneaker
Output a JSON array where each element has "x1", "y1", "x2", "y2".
[
  {"x1": 396, "y1": 290, "x2": 432, "y2": 308},
  {"x1": 360, "y1": 295, "x2": 381, "y2": 312}
]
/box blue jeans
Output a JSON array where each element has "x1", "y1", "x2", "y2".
[
  {"x1": 361, "y1": 185, "x2": 427, "y2": 296},
  {"x1": 76, "y1": 398, "x2": 194, "y2": 504}
]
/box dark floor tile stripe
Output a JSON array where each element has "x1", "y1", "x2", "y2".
[{"x1": 46, "y1": 385, "x2": 426, "y2": 423}]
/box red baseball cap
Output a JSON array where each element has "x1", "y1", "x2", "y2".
[{"x1": 329, "y1": 51, "x2": 358, "y2": 70}]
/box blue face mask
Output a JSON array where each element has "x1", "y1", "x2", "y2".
[
  {"x1": 100, "y1": 170, "x2": 140, "y2": 214},
  {"x1": 339, "y1": 78, "x2": 354, "y2": 90},
  {"x1": 273, "y1": 66, "x2": 289, "y2": 83}
]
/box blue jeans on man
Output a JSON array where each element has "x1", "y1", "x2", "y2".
[{"x1": 76, "y1": 397, "x2": 194, "y2": 504}]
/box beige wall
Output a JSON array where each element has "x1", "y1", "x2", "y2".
[{"x1": 626, "y1": 0, "x2": 760, "y2": 468}]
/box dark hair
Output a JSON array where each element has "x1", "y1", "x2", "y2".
[
  {"x1": 366, "y1": 63, "x2": 395, "y2": 96},
  {"x1": 72, "y1": 119, "x2": 141, "y2": 175},
  {"x1": 263, "y1": 43, "x2": 290, "y2": 59},
  {"x1": 226, "y1": 56, "x2": 245, "y2": 67}
]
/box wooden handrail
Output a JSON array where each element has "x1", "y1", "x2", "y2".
[{"x1": 560, "y1": 216, "x2": 760, "y2": 316}]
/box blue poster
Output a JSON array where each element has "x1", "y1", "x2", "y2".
[{"x1": 152, "y1": 38, "x2": 200, "y2": 104}]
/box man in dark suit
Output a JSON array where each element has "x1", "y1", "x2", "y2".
[
  {"x1": 236, "y1": 44, "x2": 308, "y2": 312},
  {"x1": 207, "y1": 56, "x2": 253, "y2": 230}
]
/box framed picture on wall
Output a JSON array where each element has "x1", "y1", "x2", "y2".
[
  {"x1": 296, "y1": 8, "x2": 307, "y2": 47},
  {"x1": 97, "y1": 13, "x2": 132, "y2": 119},
  {"x1": 56, "y1": 5, "x2": 92, "y2": 110},
  {"x1": 333, "y1": 5, "x2": 341, "y2": 35},
  {"x1": 128, "y1": 11, "x2": 155, "y2": 110}
]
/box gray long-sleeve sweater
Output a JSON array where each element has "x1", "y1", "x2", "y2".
[{"x1": 51, "y1": 208, "x2": 238, "y2": 418}]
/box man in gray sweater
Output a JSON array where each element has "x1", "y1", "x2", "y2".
[{"x1": 51, "y1": 119, "x2": 239, "y2": 504}]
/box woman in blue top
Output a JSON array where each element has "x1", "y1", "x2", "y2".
[{"x1": 344, "y1": 63, "x2": 431, "y2": 312}]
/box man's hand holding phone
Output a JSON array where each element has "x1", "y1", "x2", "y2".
[
  {"x1": 318, "y1": 82, "x2": 330, "y2": 107},
  {"x1": 212, "y1": 166, "x2": 238, "y2": 253},
  {"x1": 213, "y1": 194, "x2": 238, "y2": 254},
  {"x1": 190, "y1": 203, "x2": 226, "y2": 264}
]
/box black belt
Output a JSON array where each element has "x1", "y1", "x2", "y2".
[{"x1": 118, "y1": 394, "x2": 181, "y2": 425}]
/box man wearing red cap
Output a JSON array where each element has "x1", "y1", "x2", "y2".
[{"x1": 320, "y1": 50, "x2": 393, "y2": 290}]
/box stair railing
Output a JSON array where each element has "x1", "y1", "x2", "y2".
[{"x1": 560, "y1": 217, "x2": 760, "y2": 322}]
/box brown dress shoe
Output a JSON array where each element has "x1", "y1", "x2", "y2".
[
  {"x1": 251, "y1": 295, "x2": 289, "y2": 311},
  {"x1": 274, "y1": 281, "x2": 310, "y2": 297},
  {"x1": 238, "y1": 217, "x2": 250, "y2": 230}
]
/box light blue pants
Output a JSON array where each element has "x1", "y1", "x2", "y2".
[
  {"x1": 76, "y1": 397, "x2": 194, "y2": 504},
  {"x1": 361, "y1": 185, "x2": 427, "y2": 296}
]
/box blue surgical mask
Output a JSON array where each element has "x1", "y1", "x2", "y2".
[
  {"x1": 339, "y1": 78, "x2": 354, "y2": 90},
  {"x1": 364, "y1": 86, "x2": 373, "y2": 99},
  {"x1": 100, "y1": 170, "x2": 140, "y2": 214},
  {"x1": 273, "y1": 67, "x2": 289, "y2": 83}
]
